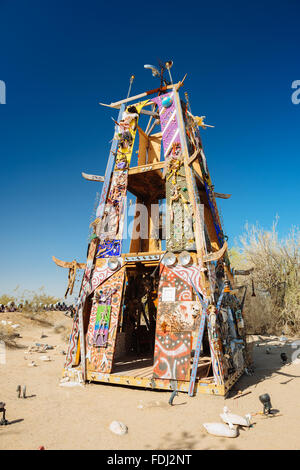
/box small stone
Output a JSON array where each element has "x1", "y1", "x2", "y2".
[
  {"x1": 60, "y1": 377, "x2": 70, "y2": 383},
  {"x1": 39, "y1": 355, "x2": 51, "y2": 362},
  {"x1": 109, "y1": 421, "x2": 128, "y2": 436}
]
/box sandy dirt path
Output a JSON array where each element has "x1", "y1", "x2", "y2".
[{"x1": 1, "y1": 312, "x2": 300, "y2": 450}]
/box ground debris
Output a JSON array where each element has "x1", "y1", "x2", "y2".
[{"x1": 109, "y1": 421, "x2": 128, "y2": 435}]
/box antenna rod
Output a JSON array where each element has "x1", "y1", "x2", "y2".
[
  {"x1": 127, "y1": 75, "x2": 135, "y2": 99},
  {"x1": 167, "y1": 67, "x2": 173, "y2": 85},
  {"x1": 165, "y1": 60, "x2": 174, "y2": 85}
]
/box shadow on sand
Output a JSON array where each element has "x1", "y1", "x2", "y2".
[{"x1": 228, "y1": 336, "x2": 300, "y2": 398}]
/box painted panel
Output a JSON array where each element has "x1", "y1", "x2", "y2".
[
  {"x1": 64, "y1": 259, "x2": 96, "y2": 369},
  {"x1": 93, "y1": 304, "x2": 111, "y2": 347},
  {"x1": 64, "y1": 259, "x2": 120, "y2": 369},
  {"x1": 152, "y1": 92, "x2": 195, "y2": 251},
  {"x1": 157, "y1": 301, "x2": 200, "y2": 332},
  {"x1": 64, "y1": 315, "x2": 80, "y2": 368},
  {"x1": 86, "y1": 268, "x2": 125, "y2": 374},
  {"x1": 152, "y1": 93, "x2": 181, "y2": 158},
  {"x1": 158, "y1": 264, "x2": 206, "y2": 302},
  {"x1": 153, "y1": 263, "x2": 205, "y2": 382},
  {"x1": 91, "y1": 260, "x2": 122, "y2": 289},
  {"x1": 153, "y1": 331, "x2": 191, "y2": 381},
  {"x1": 95, "y1": 104, "x2": 126, "y2": 220},
  {"x1": 96, "y1": 101, "x2": 148, "y2": 258},
  {"x1": 158, "y1": 265, "x2": 193, "y2": 302}
]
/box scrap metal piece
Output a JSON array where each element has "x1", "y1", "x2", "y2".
[
  {"x1": 168, "y1": 389, "x2": 178, "y2": 406},
  {"x1": 0, "y1": 402, "x2": 8, "y2": 425}
]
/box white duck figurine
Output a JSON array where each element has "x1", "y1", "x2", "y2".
[
  {"x1": 220, "y1": 406, "x2": 251, "y2": 427},
  {"x1": 203, "y1": 421, "x2": 238, "y2": 438}
]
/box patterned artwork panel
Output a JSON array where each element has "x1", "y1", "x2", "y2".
[
  {"x1": 166, "y1": 173, "x2": 195, "y2": 252},
  {"x1": 158, "y1": 264, "x2": 206, "y2": 302},
  {"x1": 153, "y1": 331, "x2": 192, "y2": 381},
  {"x1": 93, "y1": 304, "x2": 111, "y2": 347},
  {"x1": 90, "y1": 260, "x2": 122, "y2": 290},
  {"x1": 158, "y1": 265, "x2": 193, "y2": 302},
  {"x1": 95, "y1": 101, "x2": 148, "y2": 258},
  {"x1": 152, "y1": 93, "x2": 181, "y2": 158},
  {"x1": 96, "y1": 240, "x2": 121, "y2": 258},
  {"x1": 86, "y1": 269, "x2": 125, "y2": 374},
  {"x1": 172, "y1": 265, "x2": 206, "y2": 297},
  {"x1": 152, "y1": 92, "x2": 195, "y2": 251},
  {"x1": 64, "y1": 315, "x2": 79, "y2": 368},
  {"x1": 157, "y1": 301, "x2": 200, "y2": 332}
]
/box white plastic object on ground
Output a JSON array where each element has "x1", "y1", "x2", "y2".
[
  {"x1": 203, "y1": 422, "x2": 238, "y2": 438},
  {"x1": 220, "y1": 406, "x2": 251, "y2": 427},
  {"x1": 109, "y1": 421, "x2": 128, "y2": 436}
]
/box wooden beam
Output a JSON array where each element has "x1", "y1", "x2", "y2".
[
  {"x1": 100, "y1": 102, "x2": 159, "y2": 117},
  {"x1": 214, "y1": 192, "x2": 231, "y2": 199},
  {"x1": 199, "y1": 189, "x2": 231, "y2": 199},
  {"x1": 128, "y1": 161, "x2": 164, "y2": 175},
  {"x1": 99, "y1": 76, "x2": 186, "y2": 109},
  {"x1": 187, "y1": 149, "x2": 200, "y2": 166},
  {"x1": 100, "y1": 87, "x2": 171, "y2": 109}
]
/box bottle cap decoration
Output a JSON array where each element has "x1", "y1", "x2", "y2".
[
  {"x1": 178, "y1": 251, "x2": 191, "y2": 267},
  {"x1": 107, "y1": 257, "x2": 121, "y2": 271},
  {"x1": 162, "y1": 252, "x2": 177, "y2": 267}
]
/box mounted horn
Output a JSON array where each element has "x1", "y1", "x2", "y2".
[{"x1": 203, "y1": 241, "x2": 228, "y2": 263}]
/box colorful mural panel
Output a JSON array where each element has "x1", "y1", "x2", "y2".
[
  {"x1": 153, "y1": 331, "x2": 192, "y2": 381},
  {"x1": 86, "y1": 268, "x2": 125, "y2": 374},
  {"x1": 157, "y1": 301, "x2": 200, "y2": 332},
  {"x1": 152, "y1": 92, "x2": 195, "y2": 251}
]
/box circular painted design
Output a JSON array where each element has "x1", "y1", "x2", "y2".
[{"x1": 162, "y1": 96, "x2": 173, "y2": 108}]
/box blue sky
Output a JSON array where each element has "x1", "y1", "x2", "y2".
[{"x1": 0, "y1": 0, "x2": 299, "y2": 301}]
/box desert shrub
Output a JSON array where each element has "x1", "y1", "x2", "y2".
[
  {"x1": 0, "y1": 324, "x2": 19, "y2": 348},
  {"x1": 0, "y1": 294, "x2": 16, "y2": 304},
  {"x1": 30, "y1": 286, "x2": 60, "y2": 307},
  {"x1": 230, "y1": 220, "x2": 300, "y2": 335}
]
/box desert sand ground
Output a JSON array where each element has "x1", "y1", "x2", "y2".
[{"x1": 0, "y1": 311, "x2": 300, "y2": 450}]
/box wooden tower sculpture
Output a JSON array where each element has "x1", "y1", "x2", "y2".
[{"x1": 53, "y1": 64, "x2": 249, "y2": 396}]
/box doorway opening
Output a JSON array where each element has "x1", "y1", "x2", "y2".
[{"x1": 112, "y1": 263, "x2": 159, "y2": 377}]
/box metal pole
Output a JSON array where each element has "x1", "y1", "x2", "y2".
[{"x1": 127, "y1": 75, "x2": 135, "y2": 99}]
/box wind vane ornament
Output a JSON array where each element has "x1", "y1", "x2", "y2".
[{"x1": 144, "y1": 60, "x2": 174, "y2": 87}]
